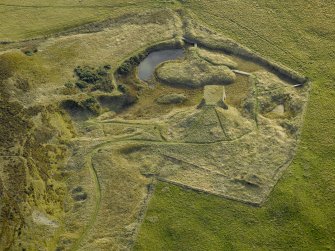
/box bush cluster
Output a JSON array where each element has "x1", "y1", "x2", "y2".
[
  {"x1": 117, "y1": 54, "x2": 145, "y2": 75},
  {"x1": 61, "y1": 96, "x2": 101, "y2": 115},
  {"x1": 65, "y1": 65, "x2": 114, "y2": 92},
  {"x1": 74, "y1": 65, "x2": 110, "y2": 83}
]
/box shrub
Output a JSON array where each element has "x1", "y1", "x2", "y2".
[
  {"x1": 81, "y1": 96, "x2": 101, "y2": 114},
  {"x1": 156, "y1": 93, "x2": 187, "y2": 104},
  {"x1": 117, "y1": 62, "x2": 132, "y2": 75},
  {"x1": 97, "y1": 66, "x2": 109, "y2": 77},
  {"x1": 117, "y1": 84, "x2": 127, "y2": 93},
  {"x1": 82, "y1": 97, "x2": 96, "y2": 106},
  {"x1": 75, "y1": 81, "x2": 88, "y2": 89},
  {"x1": 74, "y1": 66, "x2": 100, "y2": 84},
  {"x1": 98, "y1": 79, "x2": 114, "y2": 92},
  {"x1": 64, "y1": 82, "x2": 74, "y2": 88},
  {"x1": 117, "y1": 53, "x2": 146, "y2": 75},
  {"x1": 73, "y1": 65, "x2": 114, "y2": 92}
]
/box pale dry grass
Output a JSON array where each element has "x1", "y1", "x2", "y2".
[{"x1": 156, "y1": 48, "x2": 236, "y2": 88}]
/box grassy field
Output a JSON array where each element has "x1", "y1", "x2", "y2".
[
  {"x1": 0, "y1": 0, "x2": 157, "y2": 41},
  {"x1": 134, "y1": 1, "x2": 335, "y2": 250},
  {"x1": 0, "y1": 0, "x2": 334, "y2": 250}
]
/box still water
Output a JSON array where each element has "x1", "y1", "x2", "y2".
[{"x1": 138, "y1": 49, "x2": 184, "y2": 81}]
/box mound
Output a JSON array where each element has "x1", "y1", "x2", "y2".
[
  {"x1": 242, "y1": 71, "x2": 306, "y2": 125},
  {"x1": 158, "y1": 105, "x2": 253, "y2": 143},
  {"x1": 156, "y1": 93, "x2": 187, "y2": 104},
  {"x1": 197, "y1": 48, "x2": 238, "y2": 68},
  {"x1": 155, "y1": 48, "x2": 236, "y2": 88}
]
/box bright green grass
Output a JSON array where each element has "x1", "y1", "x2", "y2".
[{"x1": 135, "y1": 1, "x2": 335, "y2": 250}]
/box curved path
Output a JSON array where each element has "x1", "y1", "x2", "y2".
[{"x1": 70, "y1": 115, "x2": 253, "y2": 250}]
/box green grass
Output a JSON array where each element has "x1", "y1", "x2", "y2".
[
  {"x1": 135, "y1": 1, "x2": 335, "y2": 250},
  {"x1": 0, "y1": 0, "x2": 156, "y2": 41},
  {"x1": 135, "y1": 81, "x2": 335, "y2": 250},
  {"x1": 1, "y1": 0, "x2": 334, "y2": 249}
]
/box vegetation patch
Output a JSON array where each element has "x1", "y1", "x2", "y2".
[
  {"x1": 60, "y1": 97, "x2": 101, "y2": 120},
  {"x1": 97, "y1": 93, "x2": 138, "y2": 113},
  {"x1": 156, "y1": 93, "x2": 187, "y2": 104},
  {"x1": 117, "y1": 53, "x2": 146, "y2": 75},
  {"x1": 2, "y1": 4, "x2": 331, "y2": 251},
  {"x1": 72, "y1": 65, "x2": 114, "y2": 92},
  {"x1": 155, "y1": 48, "x2": 236, "y2": 88},
  {"x1": 0, "y1": 7, "x2": 185, "y2": 250},
  {"x1": 196, "y1": 48, "x2": 238, "y2": 68}
]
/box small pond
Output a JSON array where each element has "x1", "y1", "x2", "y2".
[{"x1": 138, "y1": 49, "x2": 184, "y2": 81}]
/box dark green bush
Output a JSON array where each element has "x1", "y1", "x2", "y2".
[
  {"x1": 99, "y1": 79, "x2": 114, "y2": 92},
  {"x1": 73, "y1": 65, "x2": 114, "y2": 92},
  {"x1": 117, "y1": 53, "x2": 146, "y2": 75},
  {"x1": 82, "y1": 97, "x2": 96, "y2": 106},
  {"x1": 81, "y1": 96, "x2": 101, "y2": 114},
  {"x1": 117, "y1": 84, "x2": 127, "y2": 93},
  {"x1": 97, "y1": 69, "x2": 107, "y2": 77},
  {"x1": 75, "y1": 81, "x2": 88, "y2": 89},
  {"x1": 74, "y1": 66, "x2": 100, "y2": 84},
  {"x1": 117, "y1": 62, "x2": 132, "y2": 75}
]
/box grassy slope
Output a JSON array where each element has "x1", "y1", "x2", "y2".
[
  {"x1": 135, "y1": 1, "x2": 335, "y2": 250},
  {"x1": 0, "y1": 0, "x2": 156, "y2": 41}
]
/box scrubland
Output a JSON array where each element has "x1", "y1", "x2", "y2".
[{"x1": 0, "y1": 1, "x2": 334, "y2": 251}]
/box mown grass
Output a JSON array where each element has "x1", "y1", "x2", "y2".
[{"x1": 135, "y1": 1, "x2": 335, "y2": 250}]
